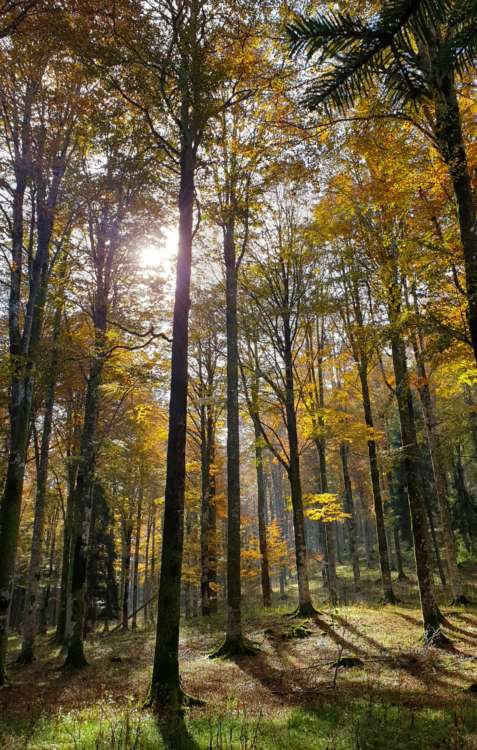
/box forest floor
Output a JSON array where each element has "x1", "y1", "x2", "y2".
[{"x1": 3, "y1": 564, "x2": 477, "y2": 749}]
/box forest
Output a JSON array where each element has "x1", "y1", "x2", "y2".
[{"x1": 2, "y1": 0, "x2": 477, "y2": 747}]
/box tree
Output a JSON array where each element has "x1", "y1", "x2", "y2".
[
  {"x1": 242, "y1": 194, "x2": 318, "y2": 617},
  {"x1": 64, "y1": 99, "x2": 160, "y2": 668},
  {"x1": 288, "y1": 0, "x2": 477, "y2": 365},
  {"x1": 0, "y1": 27, "x2": 85, "y2": 682}
]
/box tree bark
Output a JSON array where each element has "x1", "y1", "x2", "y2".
[
  {"x1": 132, "y1": 485, "x2": 143, "y2": 630},
  {"x1": 284, "y1": 317, "x2": 315, "y2": 616},
  {"x1": 253, "y1": 416, "x2": 272, "y2": 607},
  {"x1": 148, "y1": 132, "x2": 195, "y2": 705},
  {"x1": 18, "y1": 277, "x2": 63, "y2": 663},
  {"x1": 339, "y1": 443, "x2": 360, "y2": 588},
  {"x1": 431, "y1": 63, "x2": 477, "y2": 365},
  {"x1": 390, "y1": 320, "x2": 444, "y2": 639},
  {"x1": 408, "y1": 288, "x2": 464, "y2": 601}
]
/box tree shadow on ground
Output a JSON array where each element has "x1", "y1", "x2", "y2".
[
  {"x1": 329, "y1": 612, "x2": 388, "y2": 653},
  {"x1": 233, "y1": 645, "x2": 472, "y2": 713},
  {"x1": 313, "y1": 615, "x2": 368, "y2": 657}
]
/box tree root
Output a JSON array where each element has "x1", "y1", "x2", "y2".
[
  {"x1": 15, "y1": 650, "x2": 35, "y2": 666},
  {"x1": 144, "y1": 685, "x2": 205, "y2": 713},
  {"x1": 209, "y1": 635, "x2": 259, "y2": 659},
  {"x1": 423, "y1": 625, "x2": 453, "y2": 650},
  {"x1": 450, "y1": 595, "x2": 471, "y2": 606},
  {"x1": 285, "y1": 602, "x2": 319, "y2": 619},
  {"x1": 62, "y1": 651, "x2": 88, "y2": 670}
]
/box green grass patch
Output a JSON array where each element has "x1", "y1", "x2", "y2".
[{"x1": 2, "y1": 699, "x2": 477, "y2": 749}]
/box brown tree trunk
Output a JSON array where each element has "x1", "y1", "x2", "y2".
[
  {"x1": 390, "y1": 319, "x2": 445, "y2": 640},
  {"x1": 408, "y1": 288, "x2": 464, "y2": 602},
  {"x1": 253, "y1": 416, "x2": 272, "y2": 607},
  {"x1": 148, "y1": 132, "x2": 196, "y2": 706},
  {"x1": 339, "y1": 443, "x2": 360, "y2": 589},
  {"x1": 18, "y1": 277, "x2": 64, "y2": 663},
  {"x1": 121, "y1": 516, "x2": 133, "y2": 630},
  {"x1": 132, "y1": 485, "x2": 143, "y2": 630}
]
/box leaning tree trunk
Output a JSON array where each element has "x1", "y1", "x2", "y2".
[{"x1": 148, "y1": 135, "x2": 196, "y2": 707}]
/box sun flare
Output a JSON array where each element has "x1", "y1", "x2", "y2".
[{"x1": 140, "y1": 226, "x2": 178, "y2": 271}]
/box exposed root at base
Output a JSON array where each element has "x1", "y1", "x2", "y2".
[
  {"x1": 451, "y1": 595, "x2": 471, "y2": 606},
  {"x1": 285, "y1": 603, "x2": 320, "y2": 619},
  {"x1": 423, "y1": 626, "x2": 453, "y2": 650},
  {"x1": 209, "y1": 635, "x2": 259, "y2": 659},
  {"x1": 144, "y1": 686, "x2": 205, "y2": 713}
]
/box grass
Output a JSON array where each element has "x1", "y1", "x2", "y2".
[{"x1": 3, "y1": 566, "x2": 477, "y2": 748}]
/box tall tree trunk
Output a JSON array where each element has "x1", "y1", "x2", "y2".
[
  {"x1": 0, "y1": 185, "x2": 61, "y2": 680},
  {"x1": 284, "y1": 319, "x2": 315, "y2": 617},
  {"x1": 315, "y1": 341, "x2": 338, "y2": 606},
  {"x1": 132, "y1": 485, "x2": 143, "y2": 630},
  {"x1": 393, "y1": 524, "x2": 407, "y2": 581},
  {"x1": 348, "y1": 276, "x2": 395, "y2": 604},
  {"x1": 407, "y1": 287, "x2": 464, "y2": 602},
  {"x1": 390, "y1": 324, "x2": 444, "y2": 640},
  {"x1": 200, "y1": 400, "x2": 217, "y2": 616},
  {"x1": 148, "y1": 133, "x2": 196, "y2": 706},
  {"x1": 339, "y1": 443, "x2": 360, "y2": 589},
  {"x1": 431, "y1": 63, "x2": 477, "y2": 364},
  {"x1": 38, "y1": 507, "x2": 59, "y2": 634},
  {"x1": 63, "y1": 351, "x2": 104, "y2": 668},
  {"x1": 358, "y1": 361, "x2": 396, "y2": 604},
  {"x1": 143, "y1": 505, "x2": 152, "y2": 627},
  {"x1": 18, "y1": 282, "x2": 63, "y2": 663},
  {"x1": 253, "y1": 415, "x2": 272, "y2": 607},
  {"x1": 121, "y1": 517, "x2": 133, "y2": 630},
  {"x1": 54, "y1": 444, "x2": 78, "y2": 646},
  {"x1": 212, "y1": 213, "x2": 255, "y2": 655}
]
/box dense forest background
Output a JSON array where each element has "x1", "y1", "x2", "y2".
[{"x1": 2, "y1": 1, "x2": 477, "y2": 748}]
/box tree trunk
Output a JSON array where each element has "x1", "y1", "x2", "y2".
[
  {"x1": 54, "y1": 450, "x2": 78, "y2": 646},
  {"x1": 253, "y1": 416, "x2": 272, "y2": 607},
  {"x1": 393, "y1": 524, "x2": 407, "y2": 581},
  {"x1": 148, "y1": 135, "x2": 195, "y2": 706},
  {"x1": 315, "y1": 347, "x2": 337, "y2": 606},
  {"x1": 408, "y1": 291, "x2": 464, "y2": 601},
  {"x1": 18, "y1": 285, "x2": 63, "y2": 663},
  {"x1": 284, "y1": 318, "x2": 315, "y2": 617},
  {"x1": 200, "y1": 392, "x2": 217, "y2": 617},
  {"x1": 339, "y1": 443, "x2": 360, "y2": 588},
  {"x1": 358, "y1": 362, "x2": 395, "y2": 603},
  {"x1": 143, "y1": 505, "x2": 152, "y2": 627},
  {"x1": 63, "y1": 352, "x2": 104, "y2": 668},
  {"x1": 431, "y1": 65, "x2": 477, "y2": 365},
  {"x1": 132, "y1": 486, "x2": 143, "y2": 630},
  {"x1": 390, "y1": 324, "x2": 444, "y2": 639},
  {"x1": 212, "y1": 213, "x2": 254, "y2": 655},
  {"x1": 121, "y1": 517, "x2": 133, "y2": 630}
]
